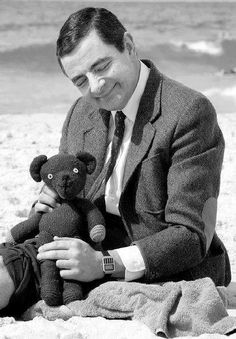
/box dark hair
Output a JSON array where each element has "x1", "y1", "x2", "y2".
[{"x1": 56, "y1": 7, "x2": 127, "y2": 70}]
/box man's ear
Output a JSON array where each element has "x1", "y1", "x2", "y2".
[
  {"x1": 30, "y1": 155, "x2": 48, "y2": 182},
  {"x1": 123, "y1": 32, "x2": 136, "y2": 56},
  {"x1": 76, "y1": 152, "x2": 96, "y2": 174}
]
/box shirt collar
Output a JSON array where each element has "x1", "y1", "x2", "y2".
[{"x1": 112, "y1": 60, "x2": 150, "y2": 122}]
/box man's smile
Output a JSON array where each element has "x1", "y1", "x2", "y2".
[{"x1": 94, "y1": 83, "x2": 118, "y2": 102}]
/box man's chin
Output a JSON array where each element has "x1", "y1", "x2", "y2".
[
  {"x1": 94, "y1": 90, "x2": 125, "y2": 111},
  {"x1": 96, "y1": 99, "x2": 125, "y2": 112}
]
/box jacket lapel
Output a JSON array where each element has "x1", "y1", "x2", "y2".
[
  {"x1": 82, "y1": 108, "x2": 110, "y2": 195},
  {"x1": 122, "y1": 60, "x2": 163, "y2": 191}
]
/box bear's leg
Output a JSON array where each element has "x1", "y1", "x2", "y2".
[
  {"x1": 63, "y1": 279, "x2": 84, "y2": 304},
  {"x1": 38, "y1": 232, "x2": 62, "y2": 306},
  {"x1": 40, "y1": 260, "x2": 62, "y2": 306}
]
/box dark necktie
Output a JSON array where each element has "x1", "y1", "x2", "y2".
[{"x1": 105, "y1": 110, "x2": 126, "y2": 183}]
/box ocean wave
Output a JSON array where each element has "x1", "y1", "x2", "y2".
[
  {"x1": 171, "y1": 40, "x2": 223, "y2": 56},
  {"x1": 203, "y1": 86, "x2": 236, "y2": 103},
  {"x1": 170, "y1": 32, "x2": 236, "y2": 57},
  {"x1": 0, "y1": 43, "x2": 58, "y2": 73}
]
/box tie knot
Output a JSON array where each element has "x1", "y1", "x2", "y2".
[{"x1": 115, "y1": 110, "x2": 125, "y2": 126}]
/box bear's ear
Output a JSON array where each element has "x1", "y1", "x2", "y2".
[
  {"x1": 30, "y1": 155, "x2": 48, "y2": 182},
  {"x1": 76, "y1": 152, "x2": 96, "y2": 174}
]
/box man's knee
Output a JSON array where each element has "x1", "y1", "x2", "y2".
[{"x1": 0, "y1": 256, "x2": 15, "y2": 309}]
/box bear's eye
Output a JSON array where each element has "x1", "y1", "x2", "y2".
[
  {"x1": 73, "y1": 168, "x2": 79, "y2": 174},
  {"x1": 48, "y1": 174, "x2": 53, "y2": 179}
]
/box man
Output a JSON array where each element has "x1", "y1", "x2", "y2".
[
  {"x1": 36, "y1": 7, "x2": 230, "y2": 284},
  {"x1": 0, "y1": 7, "x2": 231, "y2": 315}
]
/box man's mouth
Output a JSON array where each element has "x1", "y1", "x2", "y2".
[{"x1": 96, "y1": 83, "x2": 116, "y2": 99}]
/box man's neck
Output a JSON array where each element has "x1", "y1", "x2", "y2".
[{"x1": 112, "y1": 60, "x2": 150, "y2": 122}]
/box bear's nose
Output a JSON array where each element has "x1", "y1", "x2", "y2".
[
  {"x1": 62, "y1": 174, "x2": 69, "y2": 181},
  {"x1": 61, "y1": 174, "x2": 72, "y2": 186}
]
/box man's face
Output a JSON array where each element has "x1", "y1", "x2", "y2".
[{"x1": 61, "y1": 30, "x2": 140, "y2": 111}]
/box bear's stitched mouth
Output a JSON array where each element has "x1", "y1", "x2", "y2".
[{"x1": 57, "y1": 186, "x2": 75, "y2": 200}]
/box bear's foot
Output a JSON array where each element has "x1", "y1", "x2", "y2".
[
  {"x1": 41, "y1": 284, "x2": 63, "y2": 306},
  {"x1": 63, "y1": 280, "x2": 84, "y2": 304},
  {"x1": 40, "y1": 260, "x2": 63, "y2": 306}
]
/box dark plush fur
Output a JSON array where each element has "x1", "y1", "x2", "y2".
[{"x1": 9, "y1": 152, "x2": 106, "y2": 306}]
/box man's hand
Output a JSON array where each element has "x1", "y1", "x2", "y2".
[
  {"x1": 37, "y1": 237, "x2": 105, "y2": 282},
  {"x1": 35, "y1": 185, "x2": 60, "y2": 213}
]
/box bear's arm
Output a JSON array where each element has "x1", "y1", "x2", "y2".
[
  {"x1": 7, "y1": 213, "x2": 42, "y2": 243},
  {"x1": 74, "y1": 198, "x2": 106, "y2": 243}
]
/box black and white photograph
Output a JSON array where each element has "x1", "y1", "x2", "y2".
[{"x1": 0, "y1": 0, "x2": 236, "y2": 338}]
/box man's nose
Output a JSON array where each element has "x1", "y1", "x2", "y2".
[{"x1": 88, "y1": 75, "x2": 105, "y2": 95}]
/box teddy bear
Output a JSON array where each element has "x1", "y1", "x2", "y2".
[{"x1": 7, "y1": 152, "x2": 106, "y2": 306}]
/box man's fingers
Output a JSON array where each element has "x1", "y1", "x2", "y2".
[
  {"x1": 35, "y1": 202, "x2": 53, "y2": 213},
  {"x1": 37, "y1": 249, "x2": 69, "y2": 260},
  {"x1": 35, "y1": 185, "x2": 60, "y2": 214},
  {"x1": 56, "y1": 259, "x2": 74, "y2": 269},
  {"x1": 38, "y1": 240, "x2": 71, "y2": 252},
  {"x1": 38, "y1": 192, "x2": 59, "y2": 208},
  {"x1": 59, "y1": 269, "x2": 78, "y2": 280},
  {"x1": 52, "y1": 237, "x2": 86, "y2": 248},
  {"x1": 54, "y1": 236, "x2": 77, "y2": 241},
  {"x1": 41, "y1": 185, "x2": 58, "y2": 200}
]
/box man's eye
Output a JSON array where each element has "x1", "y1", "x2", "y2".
[
  {"x1": 95, "y1": 62, "x2": 110, "y2": 73},
  {"x1": 75, "y1": 78, "x2": 87, "y2": 88}
]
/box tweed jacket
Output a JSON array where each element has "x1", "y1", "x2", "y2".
[{"x1": 59, "y1": 60, "x2": 231, "y2": 286}]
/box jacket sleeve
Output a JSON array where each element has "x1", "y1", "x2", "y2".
[{"x1": 134, "y1": 96, "x2": 225, "y2": 282}]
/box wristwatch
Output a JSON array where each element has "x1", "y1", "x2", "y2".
[{"x1": 102, "y1": 250, "x2": 115, "y2": 275}]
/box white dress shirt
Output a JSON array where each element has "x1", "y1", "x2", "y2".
[{"x1": 104, "y1": 61, "x2": 150, "y2": 281}]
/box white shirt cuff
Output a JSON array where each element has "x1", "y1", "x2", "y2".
[{"x1": 116, "y1": 245, "x2": 145, "y2": 281}]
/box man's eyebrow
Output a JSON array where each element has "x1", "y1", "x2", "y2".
[
  {"x1": 71, "y1": 57, "x2": 112, "y2": 84},
  {"x1": 90, "y1": 57, "x2": 112, "y2": 70}
]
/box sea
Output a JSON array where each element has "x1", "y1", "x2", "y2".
[{"x1": 0, "y1": 1, "x2": 236, "y2": 114}]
